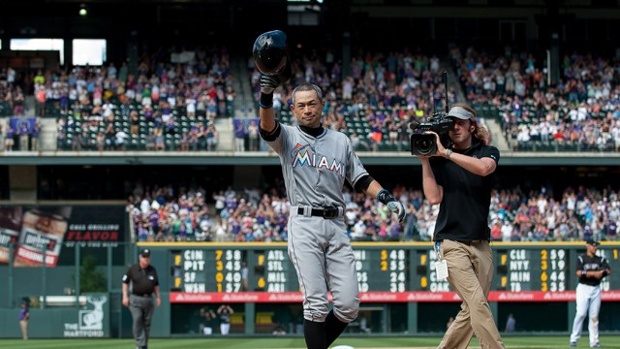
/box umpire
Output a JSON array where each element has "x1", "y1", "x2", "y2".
[{"x1": 122, "y1": 248, "x2": 161, "y2": 349}]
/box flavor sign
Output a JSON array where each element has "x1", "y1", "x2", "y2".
[{"x1": 0, "y1": 206, "x2": 126, "y2": 267}]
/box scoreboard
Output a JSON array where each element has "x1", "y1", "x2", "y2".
[
  {"x1": 170, "y1": 245, "x2": 410, "y2": 294},
  {"x1": 495, "y1": 247, "x2": 569, "y2": 292},
  {"x1": 171, "y1": 249, "x2": 246, "y2": 293},
  {"x1": 161, "y1": 242, "x2": 620, "y2": 303},
  {"x1": 494, "y1": 245, "x2": 620, "y2": 292}
]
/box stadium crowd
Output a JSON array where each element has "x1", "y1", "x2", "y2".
[
  {"x1": 451, "y1": 45, "x2": 620, "y2": 152},
  {"x1": 126, "y1": 181, "x2": 619, "y2": 244},
  {"x1": 3, "y1": 44, "x2": 619, "y2": 243},
  {"x1": 2, "y1": 46, "x2": 233, "y2": 151},
  {"x1": 1, "y1": 43, "x2": 617, "y2": 153}
]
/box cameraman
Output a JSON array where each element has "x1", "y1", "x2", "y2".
[{"x1": 416, "y1": 103, "x2": 504, "y2": 349}]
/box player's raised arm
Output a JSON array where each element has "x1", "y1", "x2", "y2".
[{"x1": 258, "y1": 75, "x2": 280, "y2": 133}]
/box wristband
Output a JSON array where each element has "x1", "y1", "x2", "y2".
[
  {"x1": 445, "y1": 149, "x2": 453, "y2": 159},
  {"x1": 377, "y1": 189, "x2": 395, "y2": 204},
  {"x1": 259, "y1": 92, "x2": 273, "y2": 109}
]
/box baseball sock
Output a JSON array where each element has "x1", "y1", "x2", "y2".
[
  {"x1": 303, "y1": 319, "x2": 326, "y2": 349},
  {"x1": 325, "y1": 310, "x2": 349, "y2": 347}
]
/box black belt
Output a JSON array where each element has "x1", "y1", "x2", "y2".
[
  {"x1": 297, "y1": 207, "x2": 341, "y2": 219},
  {"x1": 132, "y1": 293, "x2": 152, "y2": 297}
]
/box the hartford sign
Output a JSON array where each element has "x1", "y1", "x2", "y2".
[{"x1": 63, "y1": 294, "x2": 109, "y2": 337}]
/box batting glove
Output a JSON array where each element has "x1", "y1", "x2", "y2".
[
  {"x1": 377, "y1": 189, "x2": 406, "y2": 222},
  {"x1": 260, "y1": 74, "x2": 280, "y2": 95},
  {"x1": 387, "y1": 201, "x2": 406, "y2": 222}
]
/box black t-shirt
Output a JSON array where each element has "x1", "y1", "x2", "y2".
[
  {"x1": 431, "y1": 139, "x2": 500, "y2": 242},
  {"x1": 577, "y1": 253, "x2": 610, "y2": 286},
  {"x1": 122, "y1": 264, "x2": 159, "y2": 295}
]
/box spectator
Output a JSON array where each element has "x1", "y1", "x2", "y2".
[
  {"x1": 247, "y1": 120, "x2": 260, "y2": 151},
  {"x1": 234, "y1": 122, "x2": 245, "y2": 152},
  {"x1": 4, "y1": 124, "x2": 15, "y2": 151},
  {"x1": 206, "y1": 124, "x2": 217, "y2": 151}
]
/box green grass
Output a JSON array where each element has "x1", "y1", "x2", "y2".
[{"x1": 0, "y1": 336, "x2": 618, "y2": 349}]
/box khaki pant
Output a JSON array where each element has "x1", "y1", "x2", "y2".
[
  {"x1": 20, "y1": 320, "x2": 28, "y2": 339},
  {"x1": 437, "y1": 240, "x2": 505, "y2": 349}
]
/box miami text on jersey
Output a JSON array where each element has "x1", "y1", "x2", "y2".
[{"x1": 291, "y1": 143, "x2": 345, "y2": 177}]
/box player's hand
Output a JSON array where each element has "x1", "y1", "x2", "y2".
[
  {"x1": 387, "y1": 200, "x2": 406, "y2": 222},
  {"x1": 260, "y1": 74, "x2": 280, "y2": 94},
  {"x1": 377, "y1": 189, "x2": 406, "y2": 222}
]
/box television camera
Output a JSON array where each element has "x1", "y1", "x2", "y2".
[{"x1": 409, "y1": 71, "x2": 454, "y2": 156}]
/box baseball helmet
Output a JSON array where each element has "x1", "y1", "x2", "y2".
[{"x1": 253, "y1": 30, "x2": 289, "y2": 76}]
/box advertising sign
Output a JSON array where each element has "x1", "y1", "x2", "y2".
[{"x1": 0, "y1": 205, "x2": 126, "y2": 267}]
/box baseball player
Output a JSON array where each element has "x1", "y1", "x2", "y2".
[
  {"x1": 258, "y1": 75, "x2": 406, "y2": 349},
  {"x1": 570, "y1": 239, "x2": 611, "y2": 348}
]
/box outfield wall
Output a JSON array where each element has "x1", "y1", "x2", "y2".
[{"x1": 0, "y1": 242, "x2": 619, "y2": 338}]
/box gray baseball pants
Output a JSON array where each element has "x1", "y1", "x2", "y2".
[{"x1": 129, "y1": 294, "x2": 154, "y2": 349}]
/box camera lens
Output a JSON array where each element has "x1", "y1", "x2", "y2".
[
  {"x1": 410, "y1": 134, "x2": 437, "y2": 156},
  {"x1": 418, "y1": 138, "x2": 432, "y2": 151}
]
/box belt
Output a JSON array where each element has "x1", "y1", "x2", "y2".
[
  {"x1": 132, "y1": 293, "x2": 152, "y2": 297},
  {"x1": 457, "y1": 240, "x2": 487, "y2": 245},
  {"x1": 297, "y1": 206, "x2": 343, "y2": 219},
  {"x1": 437, "y1": 239, "x2": 488, "y2": 245}
]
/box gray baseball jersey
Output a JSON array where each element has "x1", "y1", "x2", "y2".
[{"x1": 265, "y1": 122, "x2": 365, "y2": 323}]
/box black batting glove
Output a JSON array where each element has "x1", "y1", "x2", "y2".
[
  {"x1": 260, "y1": 74, "x2": 280, "y2": 95},
  {"x1": 377, "y1": 189, "x2": 406, "y2": 222}
]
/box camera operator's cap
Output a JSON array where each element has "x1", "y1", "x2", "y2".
[
  {"x1": 447, "y1": 106, "x2": 475, "y2": 120},
  {"x1": 585, "y1": 239, "x2": 600, "y2": 246},
  {"x1": 139, "y1": 248, "x2": 151, "y2": 257}
]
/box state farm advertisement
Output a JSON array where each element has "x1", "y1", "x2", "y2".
[
  {"x1": 0, "y1": 206, "x2": 125, "y2": 267},
  {"x1": 169, "y1": 291, "x2": 620, "y2": 303}
]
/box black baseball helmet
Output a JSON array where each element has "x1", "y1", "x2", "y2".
[{"x1": 253, "y1": 30, "x2": 288, "y2": 76}]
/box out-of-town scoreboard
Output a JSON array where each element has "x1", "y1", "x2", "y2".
[{"x1": 160, "y1": 242, "x2": 620, "y2": 303}]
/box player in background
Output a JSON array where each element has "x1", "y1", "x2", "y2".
[
  {"x1": 217, "y1": 304, "x2": 234, "y2": 335},
  {"x1": 415, "y1": 103, "x2": 505, "y2": 349},
  {"x1": 570, "y1": 239, "x2": 611, "y2": 348},
  {"x1": 19, "y1": 300, "x2": 30, "y2": 340},
  {"x1": 258, "y1": 75, "x2": 406, "y2": 349}
]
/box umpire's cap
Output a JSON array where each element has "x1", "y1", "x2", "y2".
[
  {"x1": 140, "y1": 248, "x2": 151, "y2": 257},
  {"x1": 585, "y1": 239, "x2": 600, "y2": 246},
  {"x1": 253, "y1": 30, "x2": 288, "y2": 76}
]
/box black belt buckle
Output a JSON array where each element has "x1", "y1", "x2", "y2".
[{"x1": 320, "y1": 208, "x2": 338, "y2": 219}]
